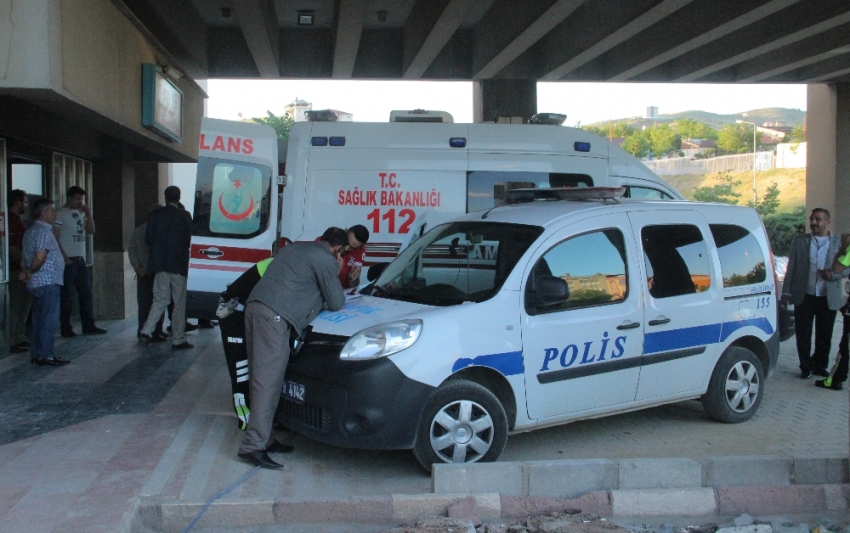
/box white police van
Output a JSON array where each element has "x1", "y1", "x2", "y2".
[{"x1": 276, "y1": 188, "x2": 780, "y2": 471}]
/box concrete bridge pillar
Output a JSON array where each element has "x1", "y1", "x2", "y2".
[
  {"x1": 806, "y1": 83, "x2": 850, "y2": 234},
  {"x1": 473, "y1": 79, "x2": 537, "y2": 124}
]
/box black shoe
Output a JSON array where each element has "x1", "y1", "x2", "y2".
[
  {"x1": 197, "y1": 319, "x2": 216, "y2": 329},
  {"x1": 172, "y1": 341, "x2": 194, "y2": 350},
  {"x1": 10, "y1": 345, "x2": 29, "y2": 354},
  {"x1": 266, "y1": 440, "x2": 294, "y2": 454},
  {"x1": 138, "y1": 332, "x2": 152, "y2": 342},
  {"x1": 238, "y1": 450, "x2": 283, "y2": 469},
  {"x1": 168, "y1": 323, "x2": 199, "y2": 333},
  {"x1": 800, "y1": 370, "x2": 813, "y2": 379},
  {"x1": 14, "y1": 341, "x2": 30, "y2": 349},
  {"x1": 34, "y1": 358, "x2": 70, "y2": 366},
  {"x1": 815, "y1": 379, "x2": 844, "y2": 391},
  {"x1": 83, "y1": 326, "x2": 107, "y2": 335},
  {"x1": 814, "y1": 368, "x2": 831, "y2": 378},
  {"x1": 61, "y1": 329, "x2": 76, "y2": 338},
  {"x1": 150, "y1": 333, "x2": 168, "y2": 343}
]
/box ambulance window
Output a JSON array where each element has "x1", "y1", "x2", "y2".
[
  {"x1": 641, "y1": 225, "x2": 711, "y2": 298},
  {"x1": 627, "y1": 186, "x2": 672, "y2": 200},
  {"x1": 709, "y1": 224, "x2": 766, "y2": 287},
  {"x1": 467, "y1": 171, "x2": 593, "y2": 213},
  {"x1": 528, "y1": 229, "x2": 628, "y2": 313},
  {"x1": 192, "y1": 157, "x2": 272, "y2": 238}
]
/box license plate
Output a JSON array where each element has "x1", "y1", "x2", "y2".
[{"x1": 284, "y1": 381, "x2": 305, "y2": 404}]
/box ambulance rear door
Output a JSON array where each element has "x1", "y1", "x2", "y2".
[
  {"x1": 186, "y1": 118, "x2": 278, "y2": 319},
  {"x1": 295, "y1": 121, "x2": 469, "y2": 264}
]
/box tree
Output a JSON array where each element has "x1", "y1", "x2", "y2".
[
  {"x1": 673, "y1": 118, "x2": 718, "y2": 140},
  {"x1": 252, "y1": 110, "x2": 294, "y2": 141},
  {"x1": 789, "y1": 124, "x2": 805, "y2": 143},
  {"x1": 621, "y1": 130, "x2": 651, "y2": 157},
  {"x1": 763, "y1": 206, "x2": 806, "y2": 256},
  {"x1": 717, "y1": 124, "x2": 750, "y2": 154},
  {"x1": 648, "y1": 123, "x2": 679, "y2": 156},
  {"x1": 747, "y1": 182, "x2": 781, "y2": 217},
  {"x1": 692, "y1": 172, "x2": 741, "y2": 204}
]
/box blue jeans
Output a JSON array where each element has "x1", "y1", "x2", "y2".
[
  {"x1": 29, "y1": 284, "x2": 61, "y2": 360},
  {"x1": 61, "y1": 257, "x2": 95, "y2": 331}
]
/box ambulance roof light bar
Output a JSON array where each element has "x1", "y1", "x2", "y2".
[
  {"x1": 389, "y1": 109, "x2": 454, "y2": 123},
  {"x1": 505, "y1": 187, "x2": 625, "y2": 204}
]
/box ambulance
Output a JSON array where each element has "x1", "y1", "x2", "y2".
[
  {"x1": 276, "y1": 188, "x2": 780, "y2": 470},
  {"x1": 186, "y1": 112, "x2": 683, "y2": 319}
]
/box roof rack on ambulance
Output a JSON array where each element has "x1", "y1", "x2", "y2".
[
  {"x1": 506, "y1": 186, "x2": 625, "y2": 204},
  {"x1": 389, "y1": 109, "x2": 454, "y2": 123}
]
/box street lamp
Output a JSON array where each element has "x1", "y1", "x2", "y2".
[{"x1": 736, "y1": 119, "x2": 758, "y2": 204}]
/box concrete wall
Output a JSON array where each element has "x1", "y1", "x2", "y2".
[
  {"x1": 807, "y1": 83, "x2": 850, "y2": 234},
  {"x1": 0, "y1": 0, "x2": 204, "y2": 163}
]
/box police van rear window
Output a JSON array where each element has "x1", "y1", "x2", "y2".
[
  {"x1": 709, "y1": 224, "x2": 767, "y2": 287},
  {"x1": 192, "y1": 157, "x2": 272, "y2": 239},
  {"x1": 467, "y1": 171, "x2": 593, "y2": 213}
]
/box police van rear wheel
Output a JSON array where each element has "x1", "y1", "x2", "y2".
[
  {"x1": 413, "y1": 380, "x2": 508, "y2": 472},
  {"x1": 702, "y1": 347, "x2": 764, "y2": 423}
]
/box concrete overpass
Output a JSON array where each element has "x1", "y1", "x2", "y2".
[{"x1": 1, "y1": 0, "x2": 850, "y2": 343}]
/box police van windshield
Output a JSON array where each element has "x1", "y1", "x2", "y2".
[
  {"x1": 366, "y1": 222, "x2": 543, "y2": 305},
  {"x1": 192, "y1": 156, "x2": 272, "y2": 239}
]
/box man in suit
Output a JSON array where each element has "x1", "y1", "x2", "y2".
[
  {"x1": 237, "y1": 227, "x2": 347, "y2": 469},
  {"x1": 138, "y1": 186, "x2": 194, "y2": 350},
  {"x1": 782, "y1": 208, "x2": 843, "y2": 378}
]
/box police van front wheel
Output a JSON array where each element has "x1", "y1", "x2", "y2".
[
  {"x1": 413, "y1": 380, "x2": 508, "y2": 472},
  {"x1": 702, "y1": 347, "x2": 764, "y2": 424}
]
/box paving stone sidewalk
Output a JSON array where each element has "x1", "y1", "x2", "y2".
[{"x1": 0, "y1": 316, "x2": 847, "y2": 533}]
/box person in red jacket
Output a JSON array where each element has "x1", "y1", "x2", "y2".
[{"x1": 338, "y1": 224, "x2": 370, "y2": 289}]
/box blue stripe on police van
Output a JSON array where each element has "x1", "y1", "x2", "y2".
[
  {"x1": 643, "y1": 323, "x2": 721, "y2": 355},
  {"x1": 720, "y1": 317, "x2": 774, "y2": 341},
  {"x1": 452, "y1": 351, "x2": 524, "y2": 376}
]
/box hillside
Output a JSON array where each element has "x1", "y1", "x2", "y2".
[
  {"x1": 664, "y1": 168, "x2": 806, "y2": 213},
  {"x1": 588, "y1": 107, "x2": 805, "y2": 130}
]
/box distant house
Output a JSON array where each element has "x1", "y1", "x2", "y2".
[{"x1": 681, "y1": 138, "x2": 717, "y2": 158}]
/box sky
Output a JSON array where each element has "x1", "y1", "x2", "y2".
[{"x1": 205, "y1": 80, "x2": 807, "y2": 125}]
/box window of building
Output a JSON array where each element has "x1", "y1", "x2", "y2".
[
  {"x1": 467, "y1": 171, "x2": 593, "y2": 213},
  {"x1": 709, "y1": 224, "x2": 767, "y2": 287},
  {"x1": 192, "y1": 157, "x2": 272, "y2": 238},
  {"x1": 641, "y1": 224, "x2": 711, "y2": 298},
  {"x1": 527, "y1": 229, "x2": 628, "y2": 313}
]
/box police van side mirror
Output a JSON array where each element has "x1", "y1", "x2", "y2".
[{"x1": 525, "y1": 275, "x2": 570, "y2": 314}]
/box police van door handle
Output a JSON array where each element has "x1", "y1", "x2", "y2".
[
  {"x1": 200, "y1": 247, "x2": 224, "y2": 258},
  {"x1": 648, "y1": 316, "x2": 671, "y2": 326},
  {"x1": 617, "y1": 321, "x2": 641, "y2": 330}
]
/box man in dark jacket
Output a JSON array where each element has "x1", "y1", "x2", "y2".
[
  {"x1": 237, "y1": 227, "x2": 347, "y2": 469},
  {"x1": 139, "y1": 186, "x2": 194, "y2": 350}
]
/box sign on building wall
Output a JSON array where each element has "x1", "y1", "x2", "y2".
[{"x1": 141, "y1": 64, "x2": 183, "y2": 142}]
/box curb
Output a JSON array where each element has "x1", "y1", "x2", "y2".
[{"x1": 134, "y1": 483, "x2": 850, "y2": 533}]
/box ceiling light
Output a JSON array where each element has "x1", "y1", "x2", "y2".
[{"x1": 298, "y1": 11, "x2": 314, "y2": 26}]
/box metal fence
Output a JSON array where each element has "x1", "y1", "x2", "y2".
[{"x1": 644, "y1": 152, "x2": 777, "y2": 175}]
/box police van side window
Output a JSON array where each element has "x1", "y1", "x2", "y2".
[
  {"x1": 641, "y1": 225, "x2": 711, "y2": 299},
  {"x1": 526, "y1": 229, "x2": 628, "y2": 313},
  {"x1": 192, "y1": 157, "x2": 272, "y2": 238},
  {"x1": 627, "y1": 186, "x2": 672, "y2": 200},
  {"x1": 467, "y1": 171, "x2": 593, "y2": 213},
  {"x1": 709, "y1": 224, "x2": 767, "y2": 287}
]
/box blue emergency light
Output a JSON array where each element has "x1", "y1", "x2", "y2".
[
  {"x1": 311, "y1": 136, "x2": 328, "y2": 146},
  {"x1": 574, "y1": 142, "x2": 591, "y2": 152},
  {"x1": 329, "y1": 136, "x2": 346, "y2": 146},
  {"x1": 449, "y1": 137, "x2": 466, "y2": 148}
]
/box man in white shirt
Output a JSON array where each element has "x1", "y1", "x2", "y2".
[
  {"x1": 54, "y1": 186, "x2": 106, "y2": 337},
  {"x1": 782, "y1": 208, "x2": 843, "y2": 378}
]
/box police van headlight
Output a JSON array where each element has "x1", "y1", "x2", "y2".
[{"x1": 340, "y1": 320, "x2": 423, "y2": 360}]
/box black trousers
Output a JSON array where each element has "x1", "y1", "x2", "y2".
[
  {"x1": 220, "y1": 310, "x2": 251, "y2": 429},
  {"x1": 834, "y1": 313, "x2": 850, "y2": 383},
  {"x1": 794, "y1": 294, "x2": 836, "y2": 372}
]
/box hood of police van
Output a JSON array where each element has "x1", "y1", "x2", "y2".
[{"x1": 308, "y1": 294, "x2": 433, "y2": 337}]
